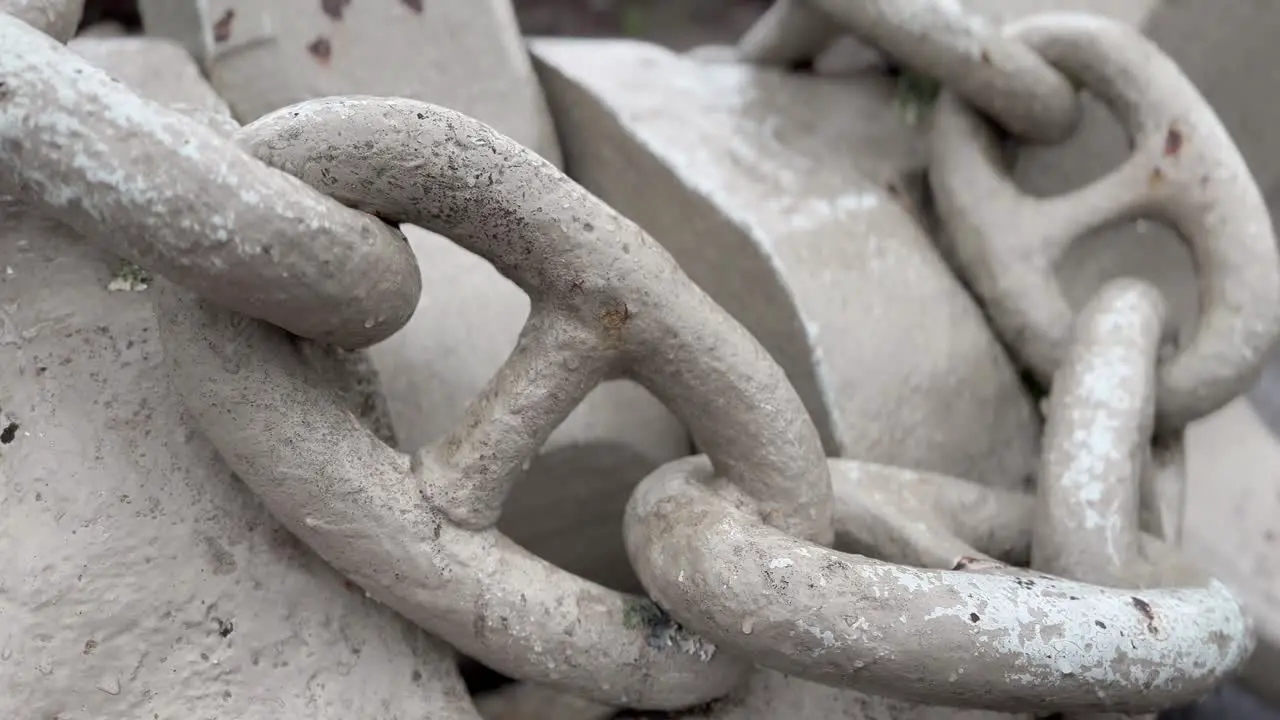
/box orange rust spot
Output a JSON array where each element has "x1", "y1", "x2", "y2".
[
  {"x1": 601, "y1": 303, "x2": 632, "y2": 331},
  {"x1": 1148, "y1": 167, "x2": 1164, "y2": 189},
  {"x1": 401, "y1": 0, "x2": 424, "y2": 12},
  {"x1": 1164, "y1": 125, "x2": 1184, "y2": 157},
  {"x1": 212, "y1": 8, "x2": 235, "y2": 43},
  {"x1": 307, "y1": 36, "x2": 333, "y2": 63}
]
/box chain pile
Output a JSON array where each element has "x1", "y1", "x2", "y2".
[{"x1": 3, "y1": 0, "x2": 1278, "y2": 716}]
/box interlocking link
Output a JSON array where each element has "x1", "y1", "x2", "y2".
[
  {"x1": 155, "y1": 95, "x2": 834, "y2": 709},
  {"x1": 0, "y1": 0, "x2": 81, "y2": 41},
  {"x1": 737, "y1": 0, "x2": 1081, "y2": 142},
  {"x1": 626, "y1": 453, "x2": 1251, "y2": 714},
  {"x1": 929, "y1": 13, "x2": 1280, "y2": 433},
  {"x1": 1033, "y1": 280, "x2": 1175, "y2": 720},
  {"x1": 0, "y1": 13, "x2": 421, "y2": 349}
]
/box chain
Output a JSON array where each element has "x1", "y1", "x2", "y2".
[
  {"x1": 928, "y1": 13, "x2": 1280, "y2": 433},
  {"x1": 3, "y1": 0, "x2": 1274, "y2": 716}
]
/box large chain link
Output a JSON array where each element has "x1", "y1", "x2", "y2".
[
  {"x1": 0, "y1": 5, "x2": 421, "y2": 349},
  {"x1": 738, "y1": 0, "x2": 1081, "y2": 142},
  {"x1": 3, "y1": 0, "x2": 1274, "y2": 716}
]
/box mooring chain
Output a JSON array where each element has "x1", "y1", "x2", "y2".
[
  {"x1": 0, "y1": 1, "x2": 1271, "y2": 717},
  {"x1": 0, "y1": 5, "x2": 421, "y2": 349}
]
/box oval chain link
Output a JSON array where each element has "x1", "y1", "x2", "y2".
[
  {"x1": 737, "y1": 0, "x2": 1081, "y2": 142},
  {"x1": 154, "y1": 96, "x2": 836, "y2": 710},
  {"x1": 0, "y1": 8, "x2": 422, "y2": 349},
  {"x1": 928, "y1": 13, "x2": 1280, "y2": 431}
]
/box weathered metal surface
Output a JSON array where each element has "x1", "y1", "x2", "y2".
[
  {"x1": 531, "y1": 37, "x2": 1040, "y2": 491},
  {"x1": 0, "y1": 14, "x2": 421, "y2": 349},
  {"x1": 929, "y1": 13, "x2": 1280, "y2": 432},
  {"x1": 624, "y1": 455, "x2": 1251, "y2": 713},
  {"x1": 0, "y1": 35, "x2": 479, "y2": 720}
]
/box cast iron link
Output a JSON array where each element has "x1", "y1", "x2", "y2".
[
  {"x1": 737, "y1": 0, "x2": 1081, "y2": 142},
  {"x1": 155, "y1": 96, "x2": 834, "y2": 710},
  {"x1": 928, "y1": 13, "x2": 1280, "y2": 432},
  {"x1": 0, "y1": 12, "x2": 422, "y2": 349}
]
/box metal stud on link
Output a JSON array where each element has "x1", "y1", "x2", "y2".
[
  {"x1": 625, "y1": 453, "x2": 1252, "y2": 714},
  {"x1": 157, "y1": 96, "x2": 833, "y2": 709},
  {"x1": 0, "y1": 0, "x2": 82, "y2": 41},
  {"x1": 929, "y1": 13, "x2": 1280, "y2": 433},
  {"x1": 0, "y1": 15, "x2": 422, "y2": 349},
  {"x1": 736, "y1": 0, "x2": 1081, "y2": 142}
]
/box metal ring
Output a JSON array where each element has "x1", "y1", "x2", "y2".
[
  {"x1": 1, "y1": 0, "x2": 82, "y2": 42},
  {"x1": 157, "y1": 96, "x2": 833, "y2": 709},
  {"x1": 625, "y1": 454, "x2": 1252, "y2": 713},
  {"x1": 736, "y1": 0, "x2": 1081, "y2": 142},
  {"x1": 0, "y1": 15, "x2": 421, "y2": 349},
  {"x1": 929, "y1": 13, "x2": 1280, "y2": 432}
]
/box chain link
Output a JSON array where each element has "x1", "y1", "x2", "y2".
[
  {"x1": 928, "y1": 13, "x2": 1280, "y2": 432},
  {"x1": 0, "y1": 11, "x2": 422, "y2": 349},
  {"x1": 738, "y1": 0, "x2": 1081, "y2": 142},
  {"x1": 153, "y1": 95, "x2": 838, "y2": 709}
]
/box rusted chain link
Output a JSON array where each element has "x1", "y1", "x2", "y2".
[
  {"x1": 929, "y1": 14, "x2": 1280, "y2": 432},
  {"x1": 737, "y1": 0, "x2": 1081, "y2": 142},
  {"x1": 0, "y1": 12, "x2": 421, "y2": 349},
  {"x1": 155, "y1": 96, "x2": 834, "y2": 709}
]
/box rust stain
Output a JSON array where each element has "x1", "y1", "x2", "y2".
[
  {"x1": 307, "y1": 36, "x2": 333, "y2": 64},
  {"x1": 1148, "y1": 167, "x2": 1164, "y2": 189},
  {"x1": 1164, "y1": 125, "x2": 1184, "y2": 157},
  {"x1": 601, "y1": 303, "x2": 632, "y2": 330},
  {"x1": 401, "y1": 0, "x2": 424, "y2": 13},
  {"x1": 321, "y1": 0, "x2": 350, "y2": 20},
  {"x1": 212, "y1": 8, "x2": 235, "y2": 43},
  {"x1": 1131, "y1": 596, "x2": 1157, "y2": 634}
]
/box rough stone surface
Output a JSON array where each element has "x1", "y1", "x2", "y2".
[
  {"x1": 0, "y1": 39, "x2": 477, "y2": 720},
  {"x1": 368, "y1": 227, "x2": 691, "y2": 594},
  {"x1": 531, "y1": 37, "x2": 1040, "y2": 490},
  {"x1": 135, "y1": 0, "x2": 562, "y2": 167}
]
